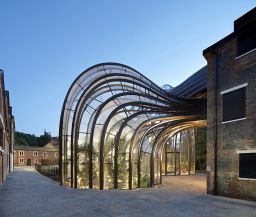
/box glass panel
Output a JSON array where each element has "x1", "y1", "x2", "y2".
[
  {"x1": 104, "y1": 163, "x2": 114, "y2": 189},
  {"x1": 161, "y1": 149, "x2": 166, "y2": 175},
  {"x1": 117, "y1": 153, "x2": 129, "y2": 189},
  {"x1": 103, "y1": 131, "x2": 115, "y2": 189},
  {"x1": 92, "y1": 153, "x2": 100, "y2": 189},
  {"x1": 154, "y1": 154, "x2": 161, "y2": 184},
  {"x1": 77, "y1": 159, "x2": 89, "y2": 188},
  {"x1": 140, "y1": 152, "x2": 151, "y2": 188},
  {"x1": 189, "y1": 129, "x2": 196, "y2": 174},
  {"x1": 132, "y1": 162, "x2": 138, "y2": 189},
  {"x1": 77, "y1": 132, "x2": 89, "y2": 188},
  {"x1": 180, "y1": 131, "x2": 189, "y2": 175},
  {"x1": 64, "y1": 135, "x2": 71, "y2": 187},
  {"x1": 166, "y1": 139, "x2": 171, "y2": 152},
  {"x1": 117, "y1": 125, "x2": 133, "y2": 190},
  {"x1": 166, "y1": 153, "x2": 175, "y2": 174},
  {"x1": 175, "y1": 152, "x2": 180, "y2": 175}
]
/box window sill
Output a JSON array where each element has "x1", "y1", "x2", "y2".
[
  {"x1": 220, "y1": 83, "x2": 248, "y2": 95},
  {"x1": 235, "y1": 47, "x2": 256, "y2": 60},
  {"x1": 238, "y1": 178, "x2": 256, "y2": 181},
  {"x1": 221, "y1": 117, "x2": 246, "y2": 124},
  {"x1": 237, "y1": 149, "x2": 256, "y2": 154}
]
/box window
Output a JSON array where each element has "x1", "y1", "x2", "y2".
[
  {"x1": 19, "y1": 151, "x2": 24, "y2": 156},
  {"x1": 19, "y1": 158, "x2": 24, "y2": 164},
  {"x1": 33, "y1": 151, "x2": 38, "y2": 156},
  {"x1": 43, "y1": 152, "x2": 47, "y2": 157},
  {"x1": 239, "y1": 153, "x2": 256, "y2": 179},
  {"x1": 55, "y1": 152, "x2": 59, "y2": 157},
  {"x1": 237, "y1": 26, "x2": 256, "y2": 56},
  {"x1": 221, "y1": 83, "x2": 247, "y2": 123}
]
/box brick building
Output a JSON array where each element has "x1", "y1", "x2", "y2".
[
  {"x1": 14, "y1": 142, "x2": 59, "y2": 166},
  {"x1": 204, "y1": 7, "x2": 256, "y2": 200},
  {"x1": 0, "y1": 70, "x2": 15, "y2": 185}
]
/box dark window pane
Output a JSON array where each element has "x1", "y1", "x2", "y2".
[
  {"x1": 237, "y1": 26, "x2": 256, "y2": 56},
  {"x1": 239, "y1": 153, "x2": 256, "y2": 179},
  {"x1": 223, "y1": 88, "x2": 245, "y2": 122}
]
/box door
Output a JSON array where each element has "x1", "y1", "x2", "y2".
[{"x1": 27, "y1": 159, "x2": 31, "y2": 166}]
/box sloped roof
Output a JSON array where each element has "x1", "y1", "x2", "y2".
[
  {"x1": 170, "y1": 66, "x2": 207, "y2": 98},
  {"x1": 14, "y1": 143, "x2": 58, "y2": 152},
  {"x1": 44, "y1": 143, "x2": 57, "y2": 150}
]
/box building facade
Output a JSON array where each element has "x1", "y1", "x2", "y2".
[
  {"x1": 14, "y1": 143, "x2": 59, "y2": 166},
  {"x1": 204, "y1": 7, "x2": 256, "y2": 200},
  {"x1": 0, "y1": 70, "x2": 15, "y2": 185}
]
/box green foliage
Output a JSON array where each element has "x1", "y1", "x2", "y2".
[
  {"x1": 195, "y1": 127, "x2": 207, "y2": 172},
  {"x1": 15, "y1": 135, "x2": 29, "y2": 146},
  {"x1": 140, "y1": 174, "x2": 149, "y2": 188},
  {"x1": 15, "y1": 130, "x2": 52, "y2": 147},
  {"x1": 38, "y1": 130, "x2": 51, "y2": 146}
]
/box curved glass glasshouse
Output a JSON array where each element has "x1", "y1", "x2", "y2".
[{"x1": 59, "y1": 63, "x2": 206, "y2": 190}]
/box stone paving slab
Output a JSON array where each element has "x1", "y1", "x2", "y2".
[{"x1": 0, "y1": 167, "x2": 256, "y2": 217}]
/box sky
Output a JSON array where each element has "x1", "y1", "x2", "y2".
[{"x1": 0, "y1": 1, "x2": 255, "y2": 136}]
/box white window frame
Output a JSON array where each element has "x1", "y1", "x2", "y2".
[
  {"x1": 19, "y1": 158, "x2": 24, "y2": 164},
  {"x1": 235, "y1": 47, "x2": 256, "y2": 59},
  {"x1": 43, "y1": 152, "x2": 47, "y2": 157},
  {"x1": 33, "y1": 151, "x2": 38, "y2": 156},
  {"x1": 19, "y1": 151, "x2": 24, "y2": 156},
  {"x1": 221, "y1": 83, "x2": 248, "y2": 124},
  {"x1": 237, "y1": 149, "x2": 256, "y2": 181}
]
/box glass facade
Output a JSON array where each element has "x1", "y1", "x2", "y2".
[
  {"x1": 59, "y1": 63, "x2": 206, "y2": 190},
  {"x1": 162, "y1": 129, "x2": 196, "y2": 176}
]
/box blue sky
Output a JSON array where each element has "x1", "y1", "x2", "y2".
[{"x1": 0, "y1": 1, "x2": 255, "y2": 136}]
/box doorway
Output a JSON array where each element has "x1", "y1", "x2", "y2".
[{"x1": 27, "y1": 159, "x2": 31, "y2": 166}]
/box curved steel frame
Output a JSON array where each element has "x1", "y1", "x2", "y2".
[{"x1": 59, "y1": 62, "x2": 206, "y2": 190}]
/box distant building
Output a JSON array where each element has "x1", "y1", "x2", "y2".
[
  {"x1": 14, "y1": 142, "x2": 59, "y2": 166},
  {"x1": 0, "y1": 70, "x2": 15, "y2": 185},
  {"x1": 50, "y1": 138, "x2": 59, "y2": 147}
]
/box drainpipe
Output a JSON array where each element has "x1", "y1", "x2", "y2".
[{"x1": 213, "y1": 52, "x2": 219, "y2": 195}]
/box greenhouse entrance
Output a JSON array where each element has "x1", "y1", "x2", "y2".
[
  {"x1": 160, "y1": 127, "x2": 207, "y2": 191},
  {"x1": 162, "y1": 129, "x2": 196, "y2": 177}
]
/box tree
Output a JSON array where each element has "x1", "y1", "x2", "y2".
[
  {"x1": 15, "y1": 130, "x2": 52, "y2": 147},
  {"x1": 38, "y1": 130, "x2": 51, "y2": 146},
  {"x1": 15, "y1": 131, "x2": 38, "y2": 146}
]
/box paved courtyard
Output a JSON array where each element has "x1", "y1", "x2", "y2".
[{"x1": 0, "y1": 167, "x2": 255, "y2": 217}]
